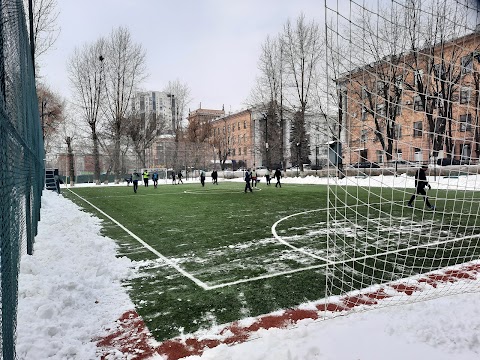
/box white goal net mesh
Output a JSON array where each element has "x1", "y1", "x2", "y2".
[{"x1": 324, "y1": 0, "x2": 480, "y2": 310}]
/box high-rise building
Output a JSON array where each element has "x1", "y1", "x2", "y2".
[{"x1": 130, "y1": 91, "x2": 178, "y2": 133}]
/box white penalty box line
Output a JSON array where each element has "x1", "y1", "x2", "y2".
[{"x1": 67, "y1": 189, "x2": 210, "y2": 290}]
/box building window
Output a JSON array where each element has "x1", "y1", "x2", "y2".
[
  {"x1": 394, "y1": 124, "x2": 402, "y2": 139},
  {"x1": 413, "y1": 121, "x2": 423, "y2": 137},
  {"x1": 244, "y1": 121, "x2": 247, "y2": 129},
  {"x1": 360, "y1": 129, "x2": 368, "y2": 143},
  {"x1": 232, "y1": 148, "x2": 235, "y2": 156},
  {"x1": 435, "y1": 117, "x2": 446, "y2": 134},
  {"x1": 395, "y1": 75, "x2": 403, "y2": 90},
  {"x1": 414, "y1": 96, "x2": 423, "y2": 111},
  {"x1": 239, "y1": 148, "x2": 242, "y2": 155},
  {"x1": 238, "y1": 122, "x2": 240, "y2": 130},
  {"x1": 460, "y1": 114, "x2": 472, "y2": 132},
  {"x1": 243, "y1": 134, "x2": 246, "y2": 143},
  {"x1": 460, "y1": 87, "x2": 471, "y2": 104},
  {"x1": 461, "y1": 144, "x2": 471, "y2": 161},
  {"x1": 461, "y1": 54, "x2": 473, "y2": 74},
  {"x1": 377, "y1": 150, "x2": 384, "y2": 164},
  {"x1": 238, "y1": 135, "x2": 241, "y2": 144},
  {"x1": 396, "y1": 149, "x2": 403, "y2": 160},
  {"x1": 244, "y1": 146, "x2": 247, "y2": 155},
  {"x1": 361, "y1": 106, "x2": 367, "y2": 120}
]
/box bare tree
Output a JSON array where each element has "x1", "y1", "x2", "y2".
[
  {"x1": 24, "y1": 0, "x2": 60, "y2": 72},
  {"x1": 103, "y1": 26, "x2": 147, "y2": 183},
  {"x1": 127, "y1": 110, "x2": 168, "y2": 168},
  {"x1": 251, "y1": 35, "x2": 287, "y2": 169},
  {"x1": 164, "y1": 79, "x2": 192, "y2": 169},
  {"x1": 349, "y1": 3, "x2": 408, "y2": 163},
  {"x1": 186, "y1": 115, "x2": 212, "y2": 170},
  {"x1": 403, "y1": 0, "x2": 476, "y2": 160},
  {"x1": 281, "y1": 14, "x2": 323, "y2": 170},
  {"x1": 36, "y1": 82, "x2": 65, "y2": 154},
  {"x1": 68, "y1": 38, "x2": 106, "y2": 185}
]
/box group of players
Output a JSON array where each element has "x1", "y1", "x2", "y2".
[{"x1": 127, "y1": 165, "x2": 436, "y2": 210}]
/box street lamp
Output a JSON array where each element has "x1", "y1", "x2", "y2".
[
  {"x1": 41, "y1": 99, "x2": 47, "y2": 140},
  {"x1": 296, "y1": 142, "x2": 300, "y2": 177},
  {"x1": 262, "y1": 113, "x2": 269, "y2": 169}
]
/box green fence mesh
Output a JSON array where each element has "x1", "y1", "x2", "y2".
[{"x1": 0, "y1": 0, "x2": 44, "y2": 358}]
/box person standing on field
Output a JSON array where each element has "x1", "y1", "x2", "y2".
[
  {"x1": 408, "y1": 165, "x2": 435, "y2": 210},
  {"x1": 200, "y1": 170, "x2": 206, "y2": 187},
  {"x1": 265, "y1": 168, "x2": 271, "y2": 185},
  {"x1": 274, "y1": 168, "x2": 282, "y2": 188},
  {"x1": 171, "y1": 172, "x2": 176, "y2": 185},
  {"x1": 251, "y1": 168, "x2": 257, "y2": 187},
  {"x1": 142, "y1": 169, "x2": 149, "y2": 187},
  {"x1": 177, "y1": 171, "x2": 183, "y2": 184},
  {"x1": 211, "y1": 170, "x2": 218, "y2": 185},
  {"x1": 244, "y1": 168, "x2": 253, "y2": 193},
  {"x1": 152, "y1": 171, "x2": 159, "y2": 188},
  {"x1": 132, "y1": 170, "x2": 141, "y2": 193}
]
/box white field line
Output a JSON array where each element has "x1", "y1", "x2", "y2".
[
  {"x1": 271, "y1": 208, "x2": 332, "y2": 262},
  {"x1": 66, "y1": 189, "x2": 210, "y2": 290},
  {"x1": 208, "y1": 232, "x2": 480, "y2": 290},
  {"x1": 183, "y1": 188, "x2": 262, "y2": 195}
]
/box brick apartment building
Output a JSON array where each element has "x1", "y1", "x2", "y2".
[{"x1": 339, "y1": 30, "x2": 480, "y2": 166}]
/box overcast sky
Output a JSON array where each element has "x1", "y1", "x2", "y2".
[{"x1": 38, "y1": 0, "x2": 329, "y2": 115}]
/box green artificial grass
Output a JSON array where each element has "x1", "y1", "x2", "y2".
[{"x1": 63, "y1": 181, "x2": 480, "y2": 341}]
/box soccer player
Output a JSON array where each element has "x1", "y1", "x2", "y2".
[
  {"x1": 132, "y1": 171, "x2": 141, "y2": 193},
  {"x1": 142, "y1": 169, "x2": 149, "y2": 187},
  {"x1": 274, "y1": 168, "x2": 282, "y2": 188},
  {"x1": 408, "y1": 165, "x2": 435, "y2": 210},
  {"x1": 244, "y1": 169, "x2": 253, "y2": 193}
]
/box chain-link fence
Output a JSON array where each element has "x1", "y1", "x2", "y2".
[{"x1": 0, "y1": 0, "x2": 44, "y2": 358}]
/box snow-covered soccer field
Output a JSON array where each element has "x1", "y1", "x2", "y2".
[{"x1": 16, "y1": 174, "x2": 480, "y2": 359}]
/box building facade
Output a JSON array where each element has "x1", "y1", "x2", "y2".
[
  {"x1": 130, "y1": 91, "x2": 178, "y2": 133},
  {"x1": 188, "y1": 105, "x2": 331, "y2": 170},
  {"x1": 340, "y1": 31, "x2": 480, "y2": 166}
]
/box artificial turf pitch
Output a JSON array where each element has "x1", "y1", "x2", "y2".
[{"x1": 64, "y1": 181, "x2": 480, "y2": 341}]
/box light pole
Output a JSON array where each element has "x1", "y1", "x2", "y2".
[
  {"x1": 296, "y1": 142, "x2": 300, "y2": 177},
  {"x1": 262, "y1": 113, "x2": 269, "y2": 169},
  {"x1": 41, "y1": 99, "x2": 47, "y2": 140}
]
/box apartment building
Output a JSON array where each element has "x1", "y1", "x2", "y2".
[
  {"x1": 339, "y1": 30, "x2": 480, "y2": 166},
  {"x1": 187, "y1": 105, "x2": 333, "y2": 170},
  {"x1": 130, "y1": 91, "x2": 178, "y2": 133}
]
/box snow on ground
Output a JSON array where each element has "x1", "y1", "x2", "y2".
[{"x1": 16, "y1": 174, "x2": 480, "y2": 359}]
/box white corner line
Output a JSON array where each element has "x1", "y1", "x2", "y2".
[{"x1": 66, "y1": 189, "x2": 210, "y2": 290}]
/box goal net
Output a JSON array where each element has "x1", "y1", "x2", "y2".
[{"x1": 324, "y1": 0, "x2": 480, "y2": 309}]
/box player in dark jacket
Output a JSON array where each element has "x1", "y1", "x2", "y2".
[
  {"x1": 408, "y1": 165, "x2": 435, "y2": 210},
  {"x1": 274, "y1": 168, "x2": 282, "y2": 188},
  {"x1": 244, "y1": 169, "x2": 253, "y2": 193}
]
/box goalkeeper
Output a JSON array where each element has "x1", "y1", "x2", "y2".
[{"x1": 408, "y1": 165, "x2": 435, "y2": 210}]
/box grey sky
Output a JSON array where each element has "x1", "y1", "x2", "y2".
[{"x1": 39, "y1": 0, "x2": 327, "y2": 114}]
